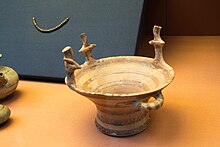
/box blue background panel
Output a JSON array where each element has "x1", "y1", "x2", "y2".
[{"x1": 0, "y1": 0, "x2": 144, "y2": 79}]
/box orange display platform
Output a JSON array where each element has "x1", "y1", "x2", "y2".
[{"x1": 0, "y1": 36, "x2": 220, "y2": 146}]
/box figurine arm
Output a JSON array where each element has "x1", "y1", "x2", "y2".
[{"x1": 63, "y1": 57, "x2": 81, "y2": 71}]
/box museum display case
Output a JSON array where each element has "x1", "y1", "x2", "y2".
[{"x1": 0, "y1": 0, "x2": 219, "y2": 146}]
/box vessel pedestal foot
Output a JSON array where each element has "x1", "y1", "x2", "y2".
[{"x1": 95, "y1": 110, "x2": 151, "y2": 137}]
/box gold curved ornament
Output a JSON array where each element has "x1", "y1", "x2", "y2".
[{"x1": 32, "y1": 17, "x2": 69, "y2": 33}]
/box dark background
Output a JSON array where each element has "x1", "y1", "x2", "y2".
[
  {"x1": 139, "y1": 0, "x2": 220, "y2": 36},
  {"x1": 136, "y1": 0, "x2": 220, "y2": 58}
]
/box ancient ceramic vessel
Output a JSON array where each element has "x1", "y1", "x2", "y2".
[
  {"x1": 0, "y1": 65, "x2": 19, "y2": 124},
  {"x1": 0, "y1": 66, "x2": 19, "y2": 99},
  {"x1": 0, "y1": 104, "x2": 11, "y2": 124},
  {"x1": 62, "y1": 25, "x2": 174, "y2": 136}
]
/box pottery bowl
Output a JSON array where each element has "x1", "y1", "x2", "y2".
[
  {"x1": 74, "y1": 56, "x2": 172, "y2": 96},
  {"x1": 62, "y1": 25, "x2": 174, "y2": 136}
]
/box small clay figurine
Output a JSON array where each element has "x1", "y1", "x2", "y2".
[
  {"x1": 79, "y1": 33, "x2": 96, "y2": 63},
  {"x1": 62, "y1": 46, "x2": 81, "y2": 87}
]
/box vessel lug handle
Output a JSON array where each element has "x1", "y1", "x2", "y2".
[
  {"x1": 0, "y1": 72, "x2": 7, "y2": 87},
  {"x1": 138, "y1": 91, "x2": 164, "y2": 111}
]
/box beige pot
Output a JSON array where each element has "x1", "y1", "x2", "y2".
[
  {"x1": 0, "y1": 66, "x2": 19, "y2": 99},
  {"x1": 0, "y1": 105, "x2": 11, "y2": 124},
  {"x1": 62, "y1": 26, "x2": 174, "y2": 136},
  {"x1": 0, "y1": 66, "x2": 19, "y2": 124}
]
